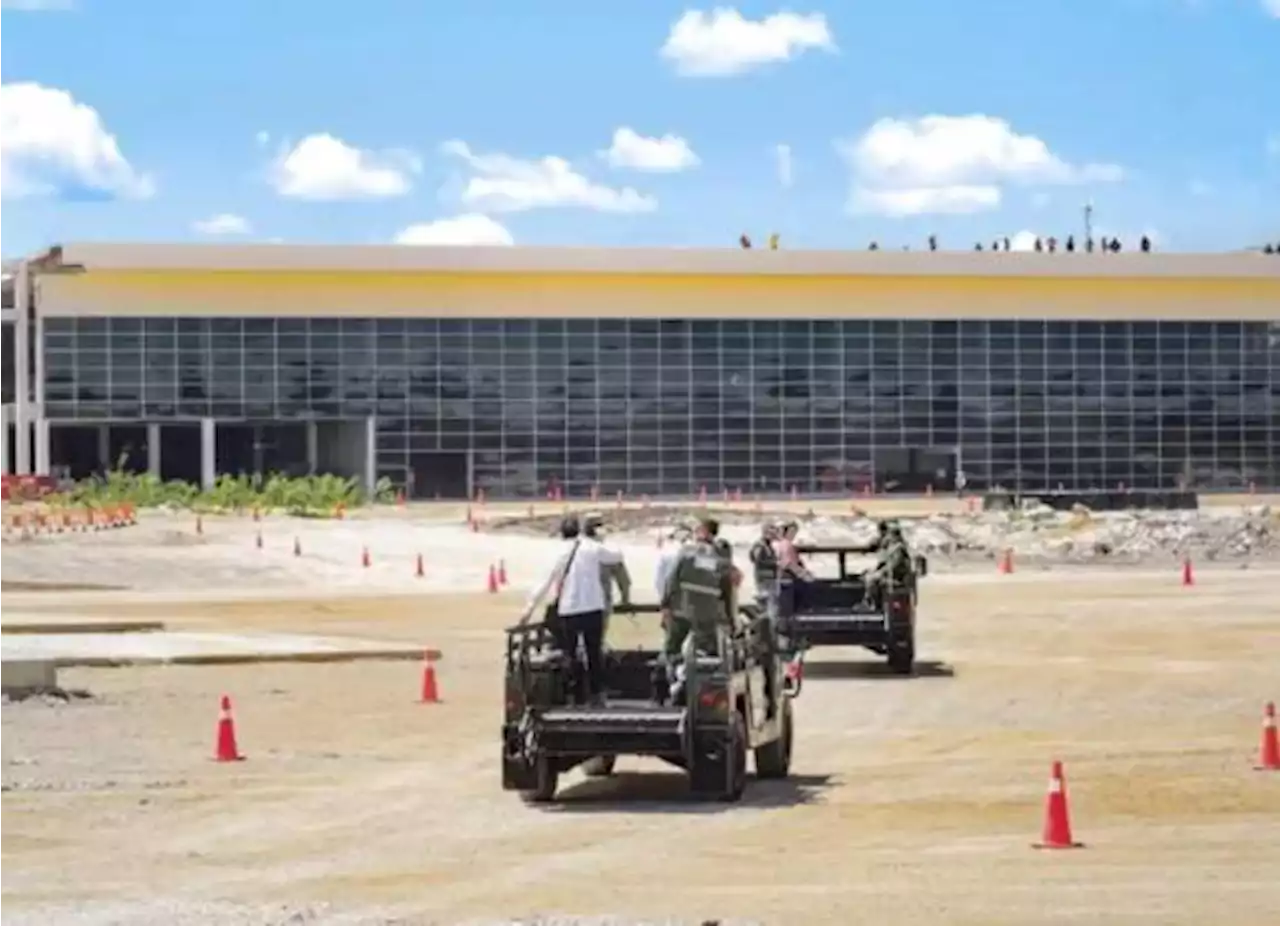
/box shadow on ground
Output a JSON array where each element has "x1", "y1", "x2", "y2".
[
  {"x1": 800, "y1": 658, "x2": 955, "y2": 680},
  {"x1": 548, "y1": 772, "x2": 836, "y2": 814}
]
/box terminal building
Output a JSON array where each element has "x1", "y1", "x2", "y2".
[{"x1": 3, "y1": 243, "x2": 1278, "y2": 498}]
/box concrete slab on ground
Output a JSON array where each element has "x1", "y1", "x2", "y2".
[
  {"x1": 2, "y1": 615, "x2": 166, "y2": 635},
  {"x1": 1, "y1": 631, "x2": 437, "y2": 668},
  {"x1": 1, "y1": 659, "x2": 58, "y2": 695}
]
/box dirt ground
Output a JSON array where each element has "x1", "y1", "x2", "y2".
[{"x1": 3, "y1": 507, "x2": 1280, "y2": 925}]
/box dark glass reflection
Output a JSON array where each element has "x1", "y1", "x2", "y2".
[{"x1": 40, "y1": 317, "x2": 1278, "y2": 495}]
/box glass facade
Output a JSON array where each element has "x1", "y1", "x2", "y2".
[{"x1": 42, "y1": 316, "x2": 1280, "y2": 495}]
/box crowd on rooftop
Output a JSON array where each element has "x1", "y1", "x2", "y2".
[{"x1": 737, "y1": 233, "x2": 1280, "y2": 254}]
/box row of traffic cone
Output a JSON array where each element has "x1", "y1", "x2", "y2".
[
  {"x1": 214, "y1": 655, "x2": 446, "y2": 762},
  {"x1": 487, "y1": 560, "x2": 508, "y2": 593},
  {"x1": 1037, "y1": 702, "x2": 1280, "y2": 849},
  {"x1": 994, "y1": 547, "x2": 1200, "y2": 585}
]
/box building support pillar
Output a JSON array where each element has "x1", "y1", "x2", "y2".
[
  {"x1": 13, "y1": 261, "x2": 31, "y2": 475},
  {"x1": 147, "y1": 423, "x2": 162, "y2": 478},
  {"x1": 1, "y1": 405, "x2": 11, "y2": 476},
  {"x1": 364, "y1": 416, "x2": 377, "y2": 500},
  {"x1": 97, "y1": 425, "x2": 111, "y2": 472},
  {"x1": 33, "y1": 417, "x2": 50, "y2": 475},
  {"x1": 200, "y1": 418, "x2": 216, "y2": 491},
  {"x1": 306, "y1": 420, "x2": 318, "y2": 475}
]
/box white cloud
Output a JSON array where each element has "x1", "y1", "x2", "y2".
[
  {"x1": 852, "y1": 185, "x2": 1002, "y2": 217},
  {"x1": 0, "y1": 82, "x2": 154, "y2": 200},
  {"x1": 838, "y1": 114, "x2": 1123, "y2": 217},
  {"x1": 441, "y1": 140, "x2": 656, "y2": 214},
  {"x1": 1009, "y1": 230, "x2": 1040, "y2": 252},
  {"x1": 269, "y1": 133, "x2": 420, "y2": 200},
  {"x1": 602, "y1": 127, "x2": 699, "y2": 172},
  {"x1": 1, "y1": 0, "x2": 76, "y2": 9},
  {"x1": 660, "y1": 8, "x2": 835, "y2": 77},
  {"x1": 775, "y1": 143, "x2": 793, "y2": 188},
  {"x1": 192, "y1": 213, "x2": 252, "y2": 236},
  {"x1": 394, "y1": 214, "x2": 514, "y2": 246}
]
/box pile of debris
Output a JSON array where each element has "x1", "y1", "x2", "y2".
[{"x1": 486, "y1": 502, "x2": 1278, "y2": 570}]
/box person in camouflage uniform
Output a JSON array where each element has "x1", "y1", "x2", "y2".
[
  {"x1": 864, "y1": 523, "x2": 913, "y2": 610},
  {"x1": 660, "y1": 516, "x2": 737, "y2": 696}
]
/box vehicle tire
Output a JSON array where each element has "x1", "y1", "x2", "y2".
[
  {"x1": 520, "y1": 754, "x2": 558, "y2": 804},
  {"x1": 719, "y1": 712, "x2": 749, "y2": 803},
  {"x1": 754, "y1": 697, "x2": 793, "y2": 779},
  {"x1": 581, "y1": 755, "x2": 616, "y2": 778},
  {"x1": 887, "y1": 624, "x2": 915, "y2": 676}
]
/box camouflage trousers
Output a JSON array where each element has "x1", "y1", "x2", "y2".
[{"x1": 663, "y1": 615, "x2": 720, "y2": 659}]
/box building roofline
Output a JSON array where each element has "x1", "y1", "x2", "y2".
[{"x1": 42, "y1": 242, "x2": 1280, "y2": 281}]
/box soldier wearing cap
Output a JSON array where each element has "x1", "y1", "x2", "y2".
[
  {"x1": 864, "y1": 522, "x2": 912, "y2": 610},
  {"x1": 659, "y1": 515, "x2": 738, "y2": 700}
]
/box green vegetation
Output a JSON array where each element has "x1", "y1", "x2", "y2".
[{"x1": 45, "y1": 469, "x2": 396, "y2": 518}]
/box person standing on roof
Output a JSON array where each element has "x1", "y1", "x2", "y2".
[{"x1": 521, "y1": 514, "x2": 628, "y2": 706}]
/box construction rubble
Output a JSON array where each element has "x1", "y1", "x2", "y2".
[{"x1": 489, "y1": 501, "x2": 1279, "y2": 570}]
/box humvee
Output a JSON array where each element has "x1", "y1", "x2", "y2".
[
  {"x1": 501, "y1": 604, "x2": 801, "y2": 804},
  {"x1": 772, "y1": 544, "x2": 928, "y2": 675}
]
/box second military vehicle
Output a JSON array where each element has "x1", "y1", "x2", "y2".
[{"x1": 773, "y1": 544, "x2": 927, "y2": 675}]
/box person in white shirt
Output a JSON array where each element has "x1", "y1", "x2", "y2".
[{"x1": 521, "y1": 515, "x2": 627, "y2": 705}]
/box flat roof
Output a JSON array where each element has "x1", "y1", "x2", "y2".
[{"x1": 37, "y1": 242, "x2": 1280, "y2": 281}]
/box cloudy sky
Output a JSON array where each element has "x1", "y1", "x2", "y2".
[{"x1": 2, "y1": 0, "x2": 1277, "y2": 254}]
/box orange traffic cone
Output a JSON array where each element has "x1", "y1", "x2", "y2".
[
  {"x1": 998, "y1": 548, "x2": 1014, "y2": 574},
  {"x1": 361, "y1": 546, "x2": 371, "y2": 568},
  {"x1": 498, "y1": 559, "x2": 508, "y2": 586},
  {"x1": 396, "y1": 489, "x2": 405, "y2": 508},
  {"x1": 420, "y1": 654, "x2": 440, "y2": 703},
  {"x1": 487, "y1": 564, "x2": 499, "y2": 593},
  {"x1": 214, "y1": 695, "x2": 244, "y2": 762},
  {"x1": 415, "y1": 552, "x2": 425, "y2": 578},
  {"x1": 1181, "y1": 556, "x2": 1194, "y2": 587},
  {"x1": 1033, "y1": 761, "x2": 1082, "y2": 849},
  {"x1": 293, "y1": 536, "x2": 302, "y2": 557},
  {"x1": 1256, "y1": 702, "x2": 1279, "y2": 771}
]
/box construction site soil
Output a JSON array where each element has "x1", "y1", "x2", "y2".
[{"x1": 3, "y1": 499, "x2": 1279, "y2": 925}]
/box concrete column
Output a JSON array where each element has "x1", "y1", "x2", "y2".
[
  {"x1": 13, "y1": 262, "x2": 31, "y2": 474},
  {"x1": 97, "y1": 425, "x2": 111, "y2": 471},
  {"x1": 306, "y1": 420, "x2": 318, "y2": 475},
  {"x1": 33, "y1": 305, "x2": 47, "y2": 474},
  {"x1": 1, "y1": 405, "x2": 11, "y2": 476},
  {"x1": 147, "y1": 423, "x2": 162, "y2": 477},
  {"x1": 363, "y1": 416, "x2": 377, "y2": 499},
  {"x1": 34, "y1": 417, "x2": 50, "y2": 475},
  {"x1": 200, "y1": 418, "x2": 216, "y2": 490}
]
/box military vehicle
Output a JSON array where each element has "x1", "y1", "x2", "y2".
[
  {"x1": 501, "y1": 604, "x2": 801, "y2": 804},
  {"x1": 772, "y1": 544, "x2": 928, "y2": 675}
]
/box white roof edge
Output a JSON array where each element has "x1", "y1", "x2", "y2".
[{"x1": 47, "y1": 242, "x2": 1280, "y2": 280}]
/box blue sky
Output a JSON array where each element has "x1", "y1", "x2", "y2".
[{"x1": 2, "y1": 0, "x2": 1277, "y2": 255}]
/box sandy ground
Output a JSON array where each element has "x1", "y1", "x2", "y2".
[{"x1": 3, "y1": 506, "x2": 1280, "y2": 925}]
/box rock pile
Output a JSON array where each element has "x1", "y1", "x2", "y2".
[{"x1": 487, "y1": 503, "x2": 1278, "y2": 571}]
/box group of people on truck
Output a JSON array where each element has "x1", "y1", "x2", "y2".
[
  {"x1": 519, "y1": 509, "x2": 913, "y2": 707},
  {"x1": 748, "y1": 518, "x2": 912, "y2": 613}
]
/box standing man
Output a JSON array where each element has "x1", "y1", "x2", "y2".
[
  {"x1": 521, "y1": 514, "x2": 628, "y2": 706},
  {"x1": 749, "y1": 521, "x2": 781, "y2": 606},
  {"x1": 583, "y1": 511, "x2": 631, "y2": 636},
  {"x1": 659, "y1": 517, "x2": 737, "y2": 701}
]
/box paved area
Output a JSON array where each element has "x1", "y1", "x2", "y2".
[{"x1": 2, "y1": 504, "x2": 1278, "y2": 925}]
